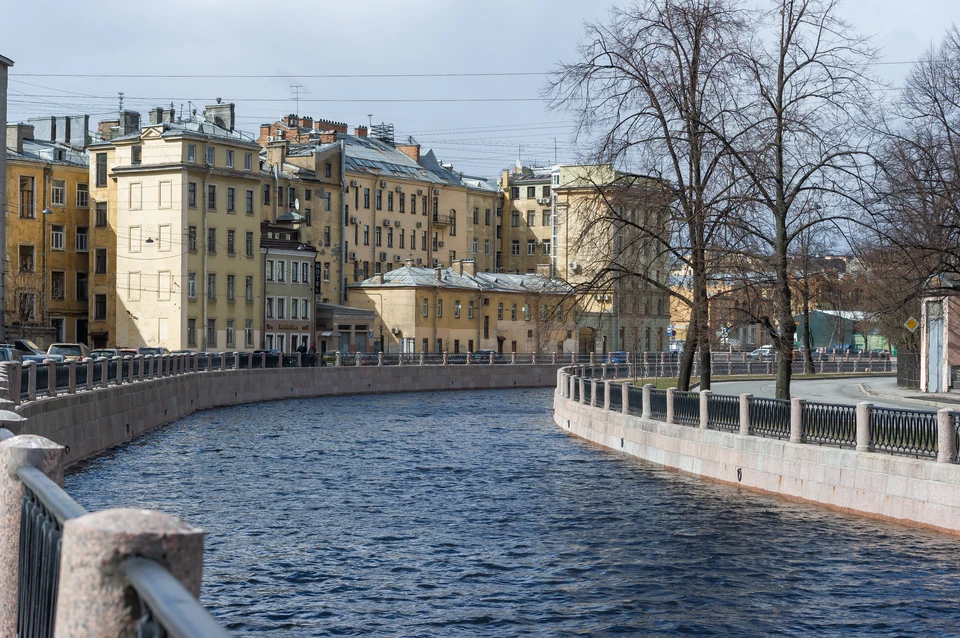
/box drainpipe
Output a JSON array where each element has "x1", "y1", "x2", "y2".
[
  {"x1": 261, "y1": 246, "x2": 269, "y2": 349},
  {"x1": 339, "y1": 137, "x2": 347, "y2": 305},
  {"x1": 201, "y1": 170, "x2": 210, "y2": 351},
  {"x1": 42, "y1": 164, "x2": 51, "y2": 323}
]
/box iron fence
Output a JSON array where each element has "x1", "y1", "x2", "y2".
[
  {"x1": 707, "y1": 394, "x2": 740, "y2": 431},
  {"x1": 35, "y1": 365, "x2": 49, "y2": 396},
  {"x1": 673, "y1": 390, "x2": 700, "y2": 426},
  {"x1": 748, "y1": 397, "x2": 792, "y2": 439},
  {"x1": 608, "y1": 383, "x2": 622, "y2": 411},
  {"x1": 627, "y1": 385, "x2": 643, "y2": 415},
  {"x1": 595, "y1": 381, "x2": 605, "y2": 407},
  {"x1": 583, "y1": 380, "x2": 593, "y2": 405},
  {"x1": 649, "y1": 389, "x2": 668, "y2": 420},
  {"x1": 572, "y1": 377, "x2": 581, "y2": 402},
  {"x1": 803, "y1": 402, "x2": 857, "y2": 448},
  {"x1": 870, "y1": 406, "x2": 938, "y2": 458}
]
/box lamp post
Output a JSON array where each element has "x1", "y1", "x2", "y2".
[{"x1": 41, "y1": 206, "x2": 52, "y2": 324}]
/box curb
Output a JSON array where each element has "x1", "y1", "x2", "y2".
[{"x1": 858, "y1": 382, "x2": 960, "y2": 410}]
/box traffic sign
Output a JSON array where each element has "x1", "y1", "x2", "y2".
[{"x1": 904, "y1": 316, "x2": 919, "y2": 333}]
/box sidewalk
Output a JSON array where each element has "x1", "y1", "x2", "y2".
[{"x1": 859, "y1": 376, "x2": 960, "y2": 410}]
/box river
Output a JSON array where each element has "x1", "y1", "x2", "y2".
[{"x1": 65, "y1": 388, "x2": 960, "y2": 636}]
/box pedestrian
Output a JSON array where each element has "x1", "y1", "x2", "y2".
[
  {"x1": 297, "y1": 341, "x2": 307, "y2": 355},
  {"x1": 309, "y1": 343, "x2": 317, "y2": 354}
]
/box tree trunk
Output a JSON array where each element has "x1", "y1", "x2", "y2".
[
  {"x1": 802, "y1": 278, "x2": 814, "y2": 374},
  {"x1": 677, "y1": 308, "x2": 698, "y2": 390}
]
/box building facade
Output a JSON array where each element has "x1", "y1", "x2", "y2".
[{"x1": 261, "y1": 221, "x2": 317, "y2": 352}]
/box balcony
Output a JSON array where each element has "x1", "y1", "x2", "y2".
[{"x1": 432, "y1": 212, "x2": 454, "y2": 226}]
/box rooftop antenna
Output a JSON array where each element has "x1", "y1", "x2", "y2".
[
  {"x1": 554, "y1": 138, "x2": 557, "y2": 164},
  {"x1": 368, "y1": 114, "x2": 373, "y2": 128},
  {"x1": 290, "y1": 85, "x2": 304, "y2": 116},
  {"x1": 118, "y1": 92, "x2": 124, "y2": 111}
]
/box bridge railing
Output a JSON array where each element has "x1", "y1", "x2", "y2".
[{"x1": 559, "y1": 368, "x2": 956, "y2": 464}]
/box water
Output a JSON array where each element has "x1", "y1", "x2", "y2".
[{"x1": 65, "y1": 388, "x2": 960, "y2": 636}]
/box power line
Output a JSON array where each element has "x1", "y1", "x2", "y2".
[
  {"x1": 10, "y1": 93, "x2": 543, "y2": 103},
  {"x1": 11, "y1": 71, "x2": 548, "y2": 79}
]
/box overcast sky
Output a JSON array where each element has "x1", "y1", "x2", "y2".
[{"x1": 3, "y1": 0, "x2": 957, "y2": 177}]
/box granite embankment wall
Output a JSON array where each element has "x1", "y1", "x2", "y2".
[
  {"x1": 554, "y1": 390, "x2": 960, "y2": 535},
  {"x1": 9, "y1": 364, "x2": 560, "y2": 468}
]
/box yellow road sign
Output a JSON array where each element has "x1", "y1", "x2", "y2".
[{"x1": 904, "y1": 316, "x2": 919, "y2": 333}]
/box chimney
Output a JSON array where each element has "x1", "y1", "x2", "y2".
[
  {"x1": 397, "y1": 142, "x2": 420, "y2": 162},
  {"x1": 54, "y1": 116, "x2": 71, "y2": 145},
  {"x1": 204, "y1": 102, "x2": 235, "y2": 131},
  {"x1": 299, "y1": 116, "x2": 313, "y2": 129},
  {"x1": 455, "y1": 260, "x2": 464, "y2": 276},
  {"x1": 119, "y1": 110, "x2": 140, "y2": 135},
  {"x1": 434, "y1": 266, "x2": 443, "y2": 281},
  {"x1": 266, "y1": 140, "x2": 288, "y2": 168},
  {"x1": 284, "y1": 114, "x2": 299, "y2": 127},
  {"x1": 318, "y1": 132, "x2": 337, "y2": 145},
  {"x1": 314, "y1": 119, "x2": 348, "y2": 134},
  {"x1": 150, "y1": 106, "x2": 175, "y2": 124},
  {"x1": 355, "y1": 125, "x2": 368, "y2": 138},
  {"x1": 68, "y1": 115, "x2": 90, "y2": 148},
  {"x1": 149, "y1": 107, "x2": 164, "y2": 125},
  {"x1": 27, "y1": 116, "x2": 55, "y2": 141},
  {"x1": 97, "y1": 119, "x2": 119, "y2": 141},
  {"x1": 462, "y1": 259, "x2": 476, "y2": 277},
  {"x1": 6, "y1": 123, "x2": 34, "y2": 155},
  {"x1": 376, "y1": 272, "x2": 385, "y2": 285}
]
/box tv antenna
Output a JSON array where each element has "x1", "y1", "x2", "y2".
[
  {"x1": 118, "y1": 91, "x2": 124, "y2": 111},
  {"x1": 290, "y1": 85, "x2": 305, "y2": 116}
]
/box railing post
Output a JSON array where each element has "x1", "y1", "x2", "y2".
[
  {"x1": 220, "y1": 352, "x2": 227, "y2": 371},
  {"x1": 589, "y1": 352, "x2": 595, "y2": 365},
  {"x1": 531, "y1": 352, "x2": 537, "y2": 365},
  {"x1": 113, "y1": 357, "x2": 123, "y2": 386},
  {"x1": 666, "y1": 387, "x2": 676, "y2": 424},
  {"x1": 489, "y1": 351, "x2": 494, "y2": 365},
  {"x1": 86, "y1": 358, "x2": 94, "y2": 391},
  {"x1": 378, "y1": 352, "x2": 384, "y2": 367},
  {"x1": 0, "y1": 435, "x2": 64, "y2": 637},
  {"x1": 355, "y1": 351, "x2": 362, "y2": 367},
  {"x1": 790, "y1": 397, "x2": 805, "y2": 443},
  {"x1": 6, "y1": 362, "x2": 21, "y2": 406},
  {"x1": 699, "y1": 389, "x2": 710, "y2": 429},
  {"x1": 398, "y1": 352, "x2": 404, "y2": 366},
  {"x1": 601, "y1": 363, "x2": 608, "y2": 379},
  {"x1": 569, "y1": 374, "x2": 576, "y2": 399},
  {"x1": 856, "y1": 402, "x2": 873, "y2": 452},
  {"x1": 418, "y1": 352, "x2": 424, "y2": 366},
  {"x1": 247, "y1": 352, "x2": 253, "y2": 369},
  {"x1": 47, "y1": 360, "x2": 58, "y2": 397},
  {"x1": 277, "y1": 351, "x2": 284, "y2": 368},
  {"x1": 234, "y1": 353, "x2": 240, "y2": 370},
  {"x1": 511, "y1": 352, "x2": 516, "y2": 365},
  {"x1": 622, "y1": 382, "x2": 630, "y2": 415},
  {"x1": 603, "y1": 380, "x2": 612, "y2": 410},
  {"x1": 26, "y1": 361, "x2": 36, "y2": 401},
  {"x1": 100, "y1": 357, "x2": 109, "y2": 387},
  {"x1": 740, "y1": 394, "x2": 752, "y2": 436},
  {"x1": 442, "y1": 351, "x2": 449, "y2": 365},
  {"x1": 68, "y1": 360, "x2": 77, "y2": 394},
  {"x1": 578, "y1": 377, "x2": 586, "y2": 404},
  {"x1": 552, "y1": 352, "x2": 557, "y2": 365},
  {"x1": 335, "y1": 351, "x2": 342, "y2": 367},
  {"x1": 466, "y1": 351, "x2": 472, "y2": 365},
  {"x1": 937, "y1": 409, "x2": 955, "y2": 463},
  {"x1": 589, "y1": 379, "x2": 597, "y2": 407},
  {"x1": 54, "y1": 509, "x2": 204, "y2": 638},
  {"x1": 642, "y1": 383, "x2": 652, "y2": 419}
]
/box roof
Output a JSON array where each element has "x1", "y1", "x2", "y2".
[
  {"x1": 351, "y1": 265, "x2": 572, "y2": 295},
  {"x1": 6, "y1": 138, "x2": 88, "y2": 168},
  {"x1": 0, "y1": 54, "x2": 12, "y2": 67},
  {"x1": 93, "y1": 117, "x2": 258, "y2": 148}
]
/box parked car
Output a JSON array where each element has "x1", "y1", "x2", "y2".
[
  {"x1": 137, "y1": 346, "x2": 170, "y2": 356},
  {"x1": 471, "y1": 349, "x2": 506, "y2": 364},
  {"x1": 869, "y1": 349, "x2": 890, "y2": 359},
  {"x1": 90, "y1": 348, "x2": 120, "y2": 359},
  {"x1": 607, "y1": 351, "x2": 628, "y2": 364},
  {"x1": 11, "y1": 339, "x2": 64, "y2": 363},
  {"x1": 48, "y1": 343, "x2": 91, "y2": 361},
  {"x1": 0, "y1": 347, "x2": 23, "y2": 363},
  {"x1": 747, "y1": 345, "x2": 774, "y2": 361}
]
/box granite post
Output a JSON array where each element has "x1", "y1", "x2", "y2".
[
  {"x1": 856, "y1": 402, "x2": 873, "y2": 453},
  {"x1": 699, "y1": 390, "x2": 710, "y2": 429},
  {"x1": 937, "y1": 408, "x2": 956, "y2": 463},
  {"x1": 739, "y1": 394, "x2": 752, "y2": 436},
  {"x1": 790, "y1": 398, "x2": 806, "y2": 443}
]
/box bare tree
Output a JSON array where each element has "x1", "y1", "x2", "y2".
[{"x1": 547, "y1": 0, "x2": 751, "y2": 390}]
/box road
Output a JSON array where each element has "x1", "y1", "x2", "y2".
[{"x1": 710, "y1": 376, "x2": 921, "y2": 409}]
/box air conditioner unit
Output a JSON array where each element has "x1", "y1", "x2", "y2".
[
  {"x1": 395, "y1": 186, "x2": 403, "y2": 192},
  {"x1": 416, "y1": 222, "x2": 422, "y2": 228},
  {"x1": 537, "y1": 197, "x2": 551, "y2": 205},
  {"x1": 380, "y1": 252, "x2": 387, "y2": 261},
  {"x1": 380, "y1": 181, "x2": 388, "y2": 188},
  {"x1": 417, "y1": 189, "x2": 423, "y2": 195},
  {"x1": 433, "y1": 258, "x2": 440, "y2": 266},
  {"x1": 349, "y1": 251, "x2": 358, "y2": 260},
  {"x1": 350, "y1": 180, "x2": 359, "y2": 187},
  {"x1": 394, "y1": 220, "x2": 401, "y2": 228},
  {"x1": 569, "y1": 261, "x2": 580, "y2": 273},
  {"x1": 433, "y1": 189, "x2": 440, "y2": 196},
  {"x1": 350, "y1": 216, "x2": 359, "y2": 224},
  {"x1": 416, "y1": 258, "x2": 423, "y2": 264},
  {"x1": 391, "y1": 327, "x2": 400, "y2": 335},
  {"x1": 383, "y1": 219, "x2": 391, "y2": 227},
  {"x1": 315, "y1": 188, "x2": 324, "y2": 197},
  {"x1": 394, "y1": 255, "x2": 401, "y2": 262},
  {"x1": 438, "y1": 241, "x2": 444, "y2": 248}
]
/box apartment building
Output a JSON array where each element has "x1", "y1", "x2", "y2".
[
  {"x1": 349, "y1": 259, "x2": 575, "y2": 354},
  {"x1": 89, "y1": 103, "x2": 263, "y2": 350},
  {"x1": 261, "y1": 221, "x2": 317, "y2": 352},
  {"x1": 5, "y1": 119, "x2": 91, "y2": 344}
]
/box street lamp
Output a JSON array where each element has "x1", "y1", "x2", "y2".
[{"x1": 41, "y1": 207, "x2": 52, "y2": 323}]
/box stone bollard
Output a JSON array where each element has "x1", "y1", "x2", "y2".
[
  {"x1": 443, "y1": 351, "x2": 449, "y2": 365},
  {"x1": 589, "y1": 352, "x2": 595, "y2": 365},
  {"x1": 68, "y1": 360, "x2": 77, "y2": 394},
  {"x1": 590, "y1": 380, "x2": 598, "y2": 407},
  {"x1": 642, "y1": 384, "x2": 653, "y2": 419},
  {"x1": 937, "y1": 409, "x2": 956, "y2": 463},
  {"x1": 552, "y1": 352, "x2": 557, "y2": 365},
  {"x1": 466, "y1": 352, "x2": 472, "y2": 365},
  {"x1": 297, "y1": 352, "x2": 302, "y2": 368},
  {"x1": 378, "y1": 352, "x2": 384, "y2": 367},
  {"x1": 666, "y1": 387, "x2": 676, "y2": 424},
  {"x1": 220, "y1": 352, "x2": 227, "y2": 371},
  {"x1": 856, "y1": 402, "x2": 873, "y2": 452},
  {"x1": 418, "y1": 352, "x2": 424, "y2": 366},
  {"x1": 790, "y1": 398, "x2": 805, "y2": 443},
  {"x1": 54, "y1": 509, "x2": 204, "y2": 638},
  {"x1": 356, "y1": 351, "x2": 362, "y2": 367},
  {"x1": 247, "y1": 352, "x2": 253, "y2": 369},
  {"x1": 532, "y1": 352, "x2": 537, "y2": 365},
  {"x1": 489, "y1": 351, "x2": 495, "y2": 365},
  {"x1": 6, "y1": 362, "x2": 22, "y2": 406},
  {"x1": 86, "y1": 358, "x2": 94, "y2": 391},
  {"x1": 278, "y1": 351, "x2": 284, "y2": 368},
  {"x1": 25, "y1": 361, "x2": 36, "y2": 401},
  {"x1": 113, "y1": 357, "x2": 124, "y2": 386},
  {"x1": 579, "y1": 377, "x2": 586, "y2": 404},
  {"x1": 47, "y1": 360, "x2": 58, "y2": 397},
  {"x1": 740, "y1": 394, "x2": 752, "y2": 436},
  {"x1": 622, "y1": 382, "x2": 630, "y2": 415},
  {"x1": 601, "y1": 363, "x2": 608, "y2": 379},
  {"x1": 603, "y1": 380, "x2": 612, "y2": 410},
  {"x1": 0, "y1": 435, "x2": 65, "y2": 637},
  {"x1": 568, "y1": 374, "x2": 576, "y2": 399},
  {"x1": 100, "y1": 357, "x2": 108, "y2": 387},
  {"x1": 511, "y1": 352, "x2": 516, "y2": 365},
  {"x1": 699, "y1": 390, "x2": 711, "y2": 429},
  {"x1": 234, "y1": 353, "x2": 240, "y2": 371}
]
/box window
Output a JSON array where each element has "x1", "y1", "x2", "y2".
[
  {"x1": 437, "y1": 299, "x2": 443, "y2": 318},
  {"x1": 324, "y1": 192, "x2": 331, "y2": 212},
  {"x1": 226, "y1": 275, "x2": 235, "y2": 301},
  {"x1": 188, "y1": 272, "x2": 197, "y2": 299},
  {"x1": 363, "y1": 225, "x2": 370, "y2": 246},
  {"x1": 96, "y1": 153, "x2": 108, "y2": 187},
  {"x1": 323, "y1": 262, "x2": 330, "y2": 282},
  {"x1": 207, "y1": 319, "x2": 216, "y2": 348},
  {"x1": 472, "y1": 238, "x2": 478, "y2": 254},
  {"x1": 432, "y1": 197, "x2": 438, "y2": 216},
  {"x1": 375, "y1": 227, "x2": 382, "y2": 247},
  {"x1": 207, "y1": 273, "x2": 217, "y2": 300},
  {"x1": 226, "y1": 320, "x2": 235, "y2": 346},
  {"x1": 484, "y1": 239, "x2": 491, "y2": 255},
  {"x1": 422, "y1": 231, "x2": 427, "y2": 251},
  {"x1": 524, "y1": 305, "x2": 531, "y2": 321},
  {"x1": 187, "y1": 144, "x2": 196, "y2": 163},
  {"x1": 76, "y1": 272, "x2": 88, "y2": 301},
  {"x1": 374, "y1": 261, "x2": 382, "y2": 275},
  {"x1": 129, "y1": 182, "x2": 142, "y2": 210},
  {"x1": 95, "y1": 202, "x2": 107, "y2": 227},
  {"x1": 472, "y1": 208, "x2": 479, "y2": 224},
  {"x1": 511, "y1": 210, "x2": 520, "y2": 227},
  {"x1": 245, "y1": 276, "x2": 254, "y2": 302},
  {"x1": 188, "y1": 226, "x2": 197, "y2": 251},
  {"x1": 51, "y1": 179, "x2": 65, "y2": 205},
  {"x1": 277, "y1": 297, "x2": 286, "y2": 319},
  {"x1": 263, "y1": 184, "x2": 271, "y2": 205},
  {"x1": 131, "y1": 145, "x2": 142, "y2": 165},
  {"x1": 206, "y1": 146, "x2": 215, "y2": 166},
  {"x1": 207, "y1": 184, "x2": 216, "y2": 210},
  {"x1": 288, "y1": 186, "x2": 295, "y2": 205},
  {"x1": 227, "y1": 230, "x2": 236, "y2": 255},
  {"x1": 95, "y1": 248, "x2": 107, "y2": 274},
  {"x1": 375, "y1": 189, "x2": 382, "y2": 210},
  {"x1": 47, "y1": 225, "x2": 64, "y2": 251},
  {"x1": 75, "y1": 227, "x2": 89, "y2": 252},
  {"x1": 541, "y1": 305, "x2": 548, "y2": 321},
  {"x1": 188, "y1": 182, "x2": 197, "y2": 207},
  {"x1": 497, "y1": 303, "x2": 503, "y2": 320},
  {"x1": 454, "y1": 300, "x2": 461, "y2": 319},
  {"x1": 511, "y1": 303, "x2": 517, "y2": 321},
  {"x1": 277, "y1": 260, "x2": 286, "y2": 283},
  {"x1": 19, "y1": 176, "x2": 35, "y2": 218},
  {"x1": 246, "y1": 189, "x2": 254, "y2": 214},
  {"x1": 245, "y1": 319, "x2": 253, "y2": 346},
  {"x1": 527, "y1": 240, "x2": 536, "y2": 255},
  {"x1": 266, "y1": 260, "x2": 274, "y2": 281},
  {"x1": 245, "y1": 231, "x2": 254, "y2": 256},
  {"x1": 292, "y1": 263, "x2": 299, "y2": 284},
  {"x1": 468, "y1": 301, "x2": 474, "y2": 319},
  {"x1": 527, "y1": 211, "x2": 535, "y2": 226},
  {"x1": 510, "y1": 186, "x2": 519, "y2": 198},
  {"x1": 411, "y1": 194, "x2": 416, "y2": 214},
  {"x1": 485, "y1": 209, "x2": 491, "y2": 226},
  {"x1": 51, "y1": 271, "x2": 65, "y2": 300},
  {"x1": 245, "y1": 153, "x2": 252, "y2": 171},
  {"x1": 207, "y1": 228, "x2": 216, "y2": 253},
  {"x1": 94, "y1": 294, "x2": 107, "y2": 320},
  {"x1": 364, "y1": 188, "x2": 370, "y2": 208},
  {"x1": 227, "y1": 187, "x2": 235, "y2": 212},
  {"x1": 399, "y1": 230, "x2": 405, "y2": 249},
  {"x1": 291, "y1": 298, "x2": 299, "y2": 319},
  {"x1": 187, "y1": 319, "x2": 197, "y2": 346},
  {"x1": 542, "y1": 211, "x2": 551, "y2": 226},
  {"x1": 265, "y1": 297, "x2": 274, "y2": 318},
  {"x1": 302, "y1": 262, "x2": 309, "y2": 284},
  {"x1": 511, "y1": 240, "x2": 520, "y2": 256},
  {"x1": 305, "y1": 208, "x2": 312, "y2": 226},
  {"x1": 324, "y1": 162, "x2": 332, "y2": 178},
  {"x1": 72, "y1": 183, "x2": 88, "y2": 209},
  {"x1": 399, "y1": 194, "x2": 405, "y2": 213},
  {"x1": 527, "y1": 186, "x2": 536, "y2": 198},
  {"x1": 543, "y1": 239, "x2": 551, "y2": 255},
  {"x1": 225, "y1": 150, "x2": 234, "y2": 168},
  {"x1": 387, "y1": 227, "x2": 393, "y2": 248},
  {"x1": 323, "y1": 226, "x2": 331, "y2": 247}
]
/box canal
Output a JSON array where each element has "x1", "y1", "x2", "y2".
[{"x1": 66, "y1": 388, "x2": 960, "y2": 636}]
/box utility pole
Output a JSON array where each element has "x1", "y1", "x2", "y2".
[{"x1": 0, "y1": 54, "x2": 14, "y2": 343}]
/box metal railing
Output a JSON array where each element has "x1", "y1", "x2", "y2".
[
  {"x1": 870, "y1": 406, "x2": 938, "y2": 458},
  {"x1": 583, "y1": 380, "x2": 592, "y2": 405},
  {"x1": 608, "y1": 383, "x2": 622, "y2": 411},
  {"x1": 706, "y1": 394, "x2": 740, "y2": 431},
  {"x1": 672, "y1": 390, "x2": 700, "y2": 426},
  {"x1": 649, "y1": 389, "x2": 667, "y2": 420},
  {"x1": 803, "y1": 402, "x2": 857, "y2": 448},
  {"x1": 627, "y1": 385, "x2": 643, "y2": 415},
  {"x1": 594, "y1": 381, "x2": 605, "y2": 407},
  {"x1": 748, "y1": 397, "x2": 792, "y2": 439}
]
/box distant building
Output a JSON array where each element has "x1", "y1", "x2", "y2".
[{"x1": 260, "y1": 221, "x2": 316, "y2": 351}]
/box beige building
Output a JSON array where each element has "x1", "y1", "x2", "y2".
[
  {"x1": 349, "y1": 259, "x2": 576, "y2": 354},
  {"x1": 89, "y1": 103, "x2": 263, "y2": 351},
  {"x1": 261, "y1": 221, "x2": 316, "y2": 352}
]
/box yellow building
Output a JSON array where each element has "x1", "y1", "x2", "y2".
[
  {"x1": 89, "y1": 104, "x2": 263, "y2": 350},
  {"x1": 5, "y1": 119, "x2": 92, "y2": 344},
  {"x1": 349, "y1": 259, "x2": 576, "y2": 354}
]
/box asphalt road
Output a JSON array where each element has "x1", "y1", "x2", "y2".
[{"x1": 710, "y1": 376, "x2": 918, "y2": 409}]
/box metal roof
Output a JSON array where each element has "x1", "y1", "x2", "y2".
[{"x1": 6, "y1": 139, "x2": 88, "y2": 167}]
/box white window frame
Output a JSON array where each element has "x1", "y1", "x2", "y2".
[
  {"x1": 277, "y1": 297, "x2": 286, "y2": 319},
  {"x1": 51, "y1": 180, "x2": 65, "y2": 206},
  {"x1": 50, "y1": 225, "x2": 65, "y2": 251},
  {"x1": 187, "y1": 272, "x2": 197, "y2": 299},
  {"x1": 277, "y1": 260, "x2": 286, "y2": 283},
  {"x1": 265, "y1": 297, "x2": 274, "y2": 319}
]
